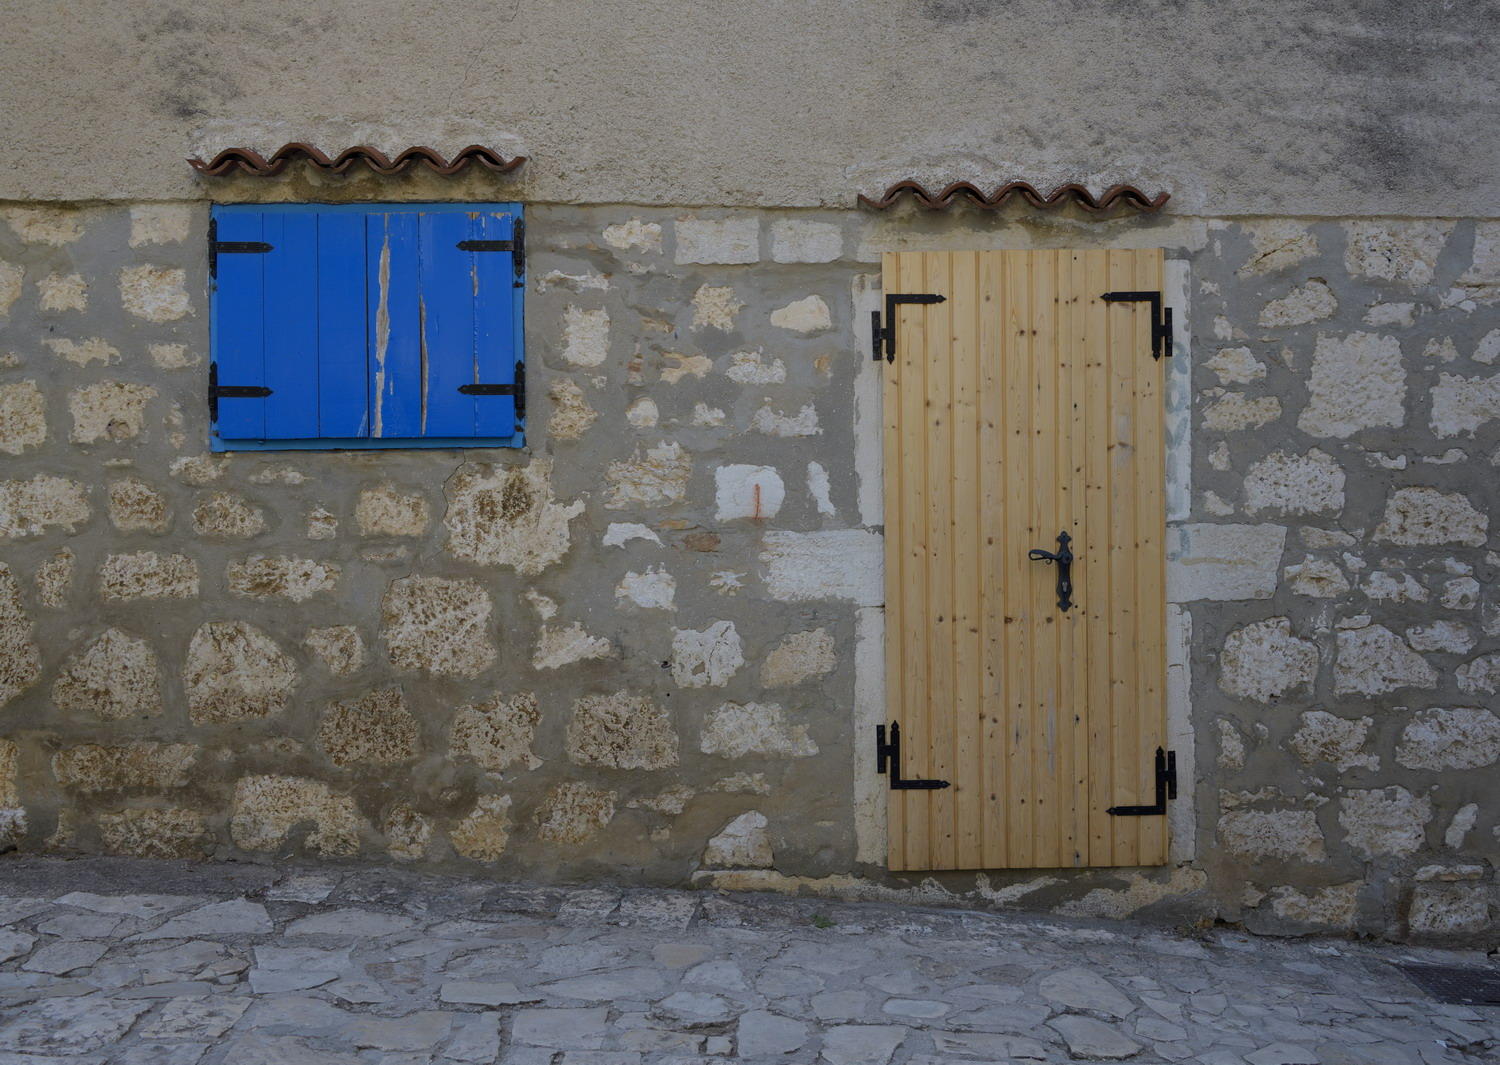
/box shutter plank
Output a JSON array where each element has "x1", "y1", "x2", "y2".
[
  {"x1": 367, "y1": 212, "x2": 423, "y2": 439},
  {"x1": 473, "y1": 210, "x2": 520, "y2": 438},
  {"x1": 316, "y1": 211, "x2": 370, "y2": 438},
  {"x1": 261, "y1": 213, "x2": 320, "y2": 440},
  {"x1": 211, "y1": 210, "x2": 268, "y2": 441},
  {"x1": 418, "y1": 210, "x2": 479, "y2": 438}
]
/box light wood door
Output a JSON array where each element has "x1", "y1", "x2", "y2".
[{"x1": 882, "y1": 249, "x2": 1168, "y2": 871}]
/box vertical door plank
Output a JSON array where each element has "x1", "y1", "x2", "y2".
[
  {"x1": 1060, "y1": 250, "x2": 1091, "y2": 867},
  {"x1": 1029, "y1": 250, "x2": 1061, "y2": 868},
  {"x1": 211, "y1": 210, "x2": 268, "y2": 441},
  {"x1": 951, "y1": 251, "x2": 984, "y2": 871},
  {"x1": 1001, "y1": 251, "x2": 1034, "y2": 869},
  {"x1": 978, "y1": 251, "x2": 1008, "y2": 870},
  {"x1": 882, "y1": 254, "x2": 908, "y2": 871},
  {"x1": 1082, "y1": 250, "x2": 1114, "y2": 866},
  {"x1": 316, "y1": 212, "x2": 371, "y2": 439}
]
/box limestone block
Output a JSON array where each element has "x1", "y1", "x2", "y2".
[
  {"x1": 98, "y1": 552, "x2": 198, "y2": 600},
  {"x1": 1334, "y1": 623, "x2": 1437, "y2": 696},
  {"x1": 46, "y1": 337, "x2": 117, "y2": 365},
  {"x1": 1218, "y1": 618, "x2": 1317, "y2": 703},
  {"x1": 1259, "y1": 280, "x2": 1336, "y2": 326},
  {"x1": 183, "y1": 621, "x2": 297, "y2": 724},
  {"x1": 451, "y1": 795, "x2": 513, "y2": 861},
  {"x1": 663, "y1": 353, "x2": 715, "y2": 383},
  {"x1": 128, "y1": 205, "x2": 193, "y2": 247},
  {"x1": 1218, "y1": 808, "x2": 1326, "y2": 862},
  {"x1": 52, "y1": 628, "x2": 162, "y2": 720},
  {"x1": 725, "y1": 349, "x2": 787, "y2": 384},
  {"x1": 384, "y1": 802, "x2": 432, "y2": 861},
  {"x1": 34, "y1": 549, "x2": 74, "y2": 608},
  {"x1": 626, "y1": 397, "x2": 658, "y2": 428},
  {"x1": 692, "y1": 285, "x2": 743, "y2": 330},
  {"x1": 1406, "y1": 620, "x2": 1474, "y2": 654},
  {"x1": 0, "y1": 563, "x2": 41, "y2": 709},
  {"x1": 1242, "y1": 450, "x2": 1344, "y2": 516},
  {"x1": 1289, "y1": 711, "x2": 1376, "y2": 771},
  {"x1": 1374, "y1": 487, "x2": 1487, "y2": 546},
  {"x1": 97, "y1": 808, "x2": 210, "y2": 860},
  {"x1": 451, "y1": 692, "x2": 541, "y2": 772},
  {"x1": 1284, "y1": 558, "x2": 1349, "y2": 598},
  {"x1": 230, "y1": 775, "x2": 363, "y2": 856},
  {"x1": 1442, "y1": 576, "x2": 1480, "y2": 610},
  {"x1": 1298, "y1": 333, "x2": 1405, "y2": 438},
  {"x1": 0, "y1": 737, "x2": 17, "y2": 806},
  {"x1": 535, "y1": 782, "x2": 616, "y2": 843},
  {"x1": 382, "y1": 576, "x2": 497, "y2": 677},
  {"x1": 170, "y1": 453, "x2": 227, "y2": 485},
  {"x1": 0, "y1": 205, "x2": 88, "y2": 245},
  {"x1": 603, "y1": 523, "x2": 661, "y2": 548},
  {"x1": 1477, "y1": 328, "x2": 1500, "y2": 365},
  {"x1": 1266, "y1": 882, "x2": 1360, "y2": 931},
  {"x1": 52, "y1": 743, "x2": 198, "y2": 791},
  {"x1": 38, "y1": 273, "x2": 87, "y2": 312},
  {"x1": 1431, "y1": 372, "x2": 1500, "y2": 438},
  {"x1": 119, "y1": 265, "x2": 190, "y2": 321},
  {"x1": 0, "y1": 475, "x2": 90, "y2": 537},
  {"x1": 444, "y1": 459, "x2": 584, "y2": 574},
  {"x1": 567, "y1": 690, "x2": 678, "y2": 770},
  {"x1": 548, "y1": 379, "x2": 597, "y2": 439},
  {"x1": 1457, "y1": 652, "x2": 1500, "y2": 695},
  {"x1": 1168, "y1": 523, "x2": 1286, "y2": 601},
  {"x1": 318, "y1": 687, "x2": 420, "y2": 768},
  {"x1": 703, "y1": 811, "x2": 773, "y2": 867},
  {"x1": 751, "y1": 402, "x2": 820, "y2": 437},
  {"x1": 771, "y1": 219, "x2": 842, "y2": 263},
  {"x1": 602, "y1": 218, "x2": 662, "y2": 254},
  {"x1": 1363, "y1": 569, "x2": 1427, "y2": 603},
  {"x1": 770, "y1": 295, "x2": 832, "y2": 333},
  {"x1": 1202, "y1": 393, "x2": 1281, "y2": 432},
  {"x1": 1240, "y1": 222, "x2": 1318, "y2": 275},
  {"x1": 807, "y1": 462, "x2": 835, "y2": 516},
  {"x1": 0, "y1": 381, "x2": 46, "y2": 455},
  {"x1": 306, "y1": 506, "x2": 338, "y2": 540},
  {"x1": 191, "y1": 492, "x2": 266, "y2": 539},
  {"x1": 561, "y1": 306, "x2": 609, "y2": 366},
  {"x1": 1408, "y1": 883, "x2": 1492, "y2": 937},
  {"x1": 356, "y1": 484, "x2": 430, "y2": 537},
  {"x1": 761, "y1": 628, "x2": 836, "y2": 687},
  {"x1": 1339, "y1": 787, "x2": 1431, "y2": 858},
  {"x1": 760, "y1": 530, "x2": 883, "y2": 605},
  {"x1": 227, "y1": 556, "x2": 340, "y2": 602},
  {"x1": 1343, "y1": 221, "x2": 1452, "y2": 286},
  {"x1": 715, "y1": 464, "x2": 785, "y2": 521},
  {"x1": 1205, "y1": 346, "x2": 1265, "y2": 384},
  {"x1": 675, "y1": 217, "x2": 759, "y2": 264},
  {"x1": 1217, "y1": 720, "x2": 1246, "y2": 770},
  {"x1": 305, "y1": 626, "x2": 366, "y2": 676},
  {"x1": 672, "y1": 621, "x2": 744, "y2": 688},
  {"x1": 700, "y1": 702, "x2": 818, "y2": 759},
  {"x1": 1396, "y1": 708, "x2": 1500, "y2": 770},
  {"x1": 107, "y1": 478, "x2": 169, "y2": 532},
  {"x1": 615, "y1": 567, "x2": 676, "y2": 610},
  {"x1": 0, "y1": 261, "x2": 19, "y2": 315},
  {"x1": 532, "y1": 622, "x2": 613, "y2": 669}
]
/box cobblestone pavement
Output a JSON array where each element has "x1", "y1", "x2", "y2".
[{"x1": 0, "y1": 859, "x2": 1496, "y2": 1065}]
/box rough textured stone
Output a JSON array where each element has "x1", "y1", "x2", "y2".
[
  {"x1": 1265, "y1": 882, "x2": 1360, "y2": 930},
  {"x1": 129, "y1": 204, "x2": 193, "y2": 246},
  {"x1": 1202, "y1": 392, "x2": 1281, "y2": 431},
  {"x1": 691, "y1": 284, "x2": 743, "y2": 330},
  {"x1": 1457, "y1": 652, "x2": 1500, "y2": 695},
  {"x1": 761, "y1": 628, "x2": 836, "y2": 687},
  {"x1": 228, "y1": 556, "x2": 339, "y2": 602},
  {"x1": 1431, "y1": 372, "x2": 1500, "y2": 438},
  {"x1": 771, "y1": 219, "x2": 841, "y2": 263},
  {"x1": 1218, "y1": 618, "x2": 1318, "y2": 703},
  {"x1": 1373, "y1": 487, "x2": 1488, "y2": 546},
  {"x1": 548, "y1": 378, "x2": 598, "y2": 439},
  {"x1": 451, "y1": 691, "x2": 541, "y2": 772},
  {"x1": 46, "y1": 335, "x2": 118, "y2": 364},
  {"x1": 1298, "y1": 332, "x2": 1405, "y2": 438},
  {"x1": 1169, "y1": 523, "x2": 1286, "y2": 601},
  {"x1": 672, "y1": 621, "x2": 744, "y2": 687},
  {"x1": 771, "y1": 294, "x2": 832, "y2": 332},
  {"x1": 107, "y1": 477, "x2": 170, "y2": 532},
  {"x1": 1408, "y1": 883, "x2": 1491, "y2": 937},
  {"x1": 1243, "y1": 450, "x2": 1345, "y2": 515},
  {"x1": 53, "y1": 742, "x2": 198, "y2": 791},
  {"x1": 1218, "y1": 808, "x2": 1326, "y2": 862},
  {"x1": 1339, "y1": 787, "x2": 1431, "y2": 858},
  {"x1": 384, "y1": 802, "x2": 433, "y2": 861},
  {"x1": 69, "y1": 380, "x2": 157, "y2": 443},
  {"x1": 98, "y1": 552, "x2": 198, "y2": 600},
  {"x1": 1284, "y1": 558, "x2": 1350, "y2": 598},
  {"x1": 38, "y1": 271, "x2": 87, "y2": 311},
  {"x1": 0, "y1": 563, "x2": 41, "y2": 708},
  {"x1": 703, "y1": 811, "x2": 773, "y2": 867},
  {"x1": 191, "y1": 491, "x2": 266, "y2": 539},
  {"x1": 34, "y1": 548, "x2": 74, "y2": 607},
  {"x1": 52, "y1": 628, "x2": 162, "y2": 720},
  {"x1": 382, "y1": 576, "x2": 497, "y2": 677},
  {"x1": 120, "y1": 265, "x2": 190, "y2": 321},
  {"x1": 615, "y1": 567, "x2": 676, "y2": 610},
  {"x1": 356, "y1": 484, "x2": 430, "y2": 537},
  {"x1": 450, "y1": 795, "x2": 513, "y2": 861},
  {"x1": 535, "y1": 783, "x2": 616, "y2": 843},
  {"x1": 726, "y1": 348, "x2": 787, "y2": 383},
  {"x1": 97, "y1": 807, "x2": 210, "y2": 859},
  {"x1": 1343, "y1": 220, "x2": 1453, "y2": 286},
  {"x1": 183, "y1": 621, "x2": 297, "y2": 724},
  {"x1": 676, "y1": 217, "x2": 758, "y2": 264},
  {"x1": 606, "y1": 442, "x2": 692, "y2": 508},
  {"x1": 1396, "y1": 708, "x2": 1500, "y2": 770},
  {"x1": 0, "y1": 261, "x2": 20, "y2": 315},
  {"x1": 760, "y1": 530, "x2": 882, "y2": 604},
  {"x1": 1334, "y1": 623, "x2": 1437, "y2": 696},
  {"x1": 715, "y1": 464, "x2": 785, "y2": 520},
  {"x1": 305, "y1": 626, "x2": 366, "y2": 676},
  {"x1": 0, "y1": 474, "x2": 91, "y2": 537},
  {"x1": 701, "y1": 702, "x2": 818, "y2": 758},
  {"x1": 1259, "y1": 279, "x2": 1336, "y2": 326},
  {"x1": 0, "y1": 381, "x2": 46, "y2": 455},
  {"x1": 567, "y1": 691, "x2": 678, "y2": 769},
  {"x1": 1048, "y1": 1014, "x2": 1142, "y2": 1060},
  {"x1": 230, "y1": 775, "x2": 363, "y2": 856},
  {"x1": 1205, "y1": 346, "x2": 1266, "y2": 384},
  {"x1": 603, "y1": 218, "x2": 663, "y2": 253},
  {"x1": 1406, "y1": 619, "x2": 1474, "y2": 653},
  {"x1": 318, "y1": 687, "x2": 420, "y2": 768},
  {"x1": 561, "y1": 305, "x2": 609, "y2": 366},
  {"x1": 1290, "y1": 712, "x2": 1376, "y2": 771},
  {"x1": 532, "y1": 622, "x2": 613, "y2": 669},
  {"x1": 751, "y1": 402, "x2": 821, "y2": 436},
  {"x1": 820, "y1": 1025, "x2": 905, "y2": 1065},
  {"x1": 445, "y1": 460, "x2": 584, "y2": 574}
]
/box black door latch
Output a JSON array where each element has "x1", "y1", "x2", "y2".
[
  {"x1": 871, "y1": 293, "x2": 946, "y2": 362},
  {"x1": 1101, "y1": 290, "x2": 1173, "y2": 360},
  {"x1": 875, "y1": 722, "x2": 950, "y2": 790},
  {"x1": 1028, "y1": 531, "x2": 1074, "y2": 612}
]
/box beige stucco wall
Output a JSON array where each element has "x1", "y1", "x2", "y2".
[{"x1": 2, "y1": 0, "x2": 1497, "y2": 215}]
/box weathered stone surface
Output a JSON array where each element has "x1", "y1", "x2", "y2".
[
  {"x1": 1048, "y1": 1014, "x2": 1141, "y2": 1060},
  {"x1": 38, "y1": 271, "x2": 87, "y2": 311},
  {"x1": 1218, "y1": 808, "x2": 1326, "y2": 862},
  {"x1": 752, "y1": 402, "x2": 821, "y2": 436},
  {"x1": 1334, "y1": 623, "x2": 1437, "y2": 696},
  {"x1": 231, "y1": 775, "x2": 364, "y2": 856},
  {"x1": 715, "y1": 464, "x2": 785, "y2": 520},
  {"x1": 382, "y1": 576, "x2": 497, "y2": 677},
  {"x1": 692, "y1": 284, "x2": 744, "y2": 330},
  {"x1": 725, "y1": 348, "x2": 787, "y2": 383},
  {"x1": 98, "y1": 807, "x2": 211, "y2": 859},
  {"x1": 1202, "y1": 392, "x2": 1281, "y2": 431},
  {"x1": 129, "y1": 204, "x2": 193, "y2": 246},
  {"x1": 616, "y1": 567, "x2": 676, "y2": 610},
  {"x1": 450, "y1": 795, "x2": 513, "y2": 861},
  {"x1": 1343, "y1": 220, "x2": 1452, "y2": 286},
  {"x1": 1431, "y1": 372, "x2": 1500, "y2": 438},
  {"x1": 628, "y1": 396, "x2": 659, "y2": 426},
  {"x1": 561, "y1": 305, "x2": 609, "y2": 366},
  {"x1": 1290, "y1": 711, "x2": 1377, "y2": 771},
  {"x1": 676, "y1": 217, "x2": 759, "y2": 264},
  {"x1": 0, "y1": 474, "x2": 90, "y2": 537},
  {"x1": 1373, "y1": 486, "x2": 1488, "y2": 546},
  {"x1": 69, "y1": 380, "x2": 157, "y2": 443},
  {"x1": 305, "y1": 626, "x2": 366, "y2": 676},
  {"x1": 183, "y1": 621, "x2": 297, "y2": 724},
  {"x1": 107, "y1": 477, "x2": 169, "y2": 532},
  {"x1": 1205, "y1": 346, "x2": 1266, "y2": 384},
  {"x1": 356, "y1": 484, "x2": 430, "y2": 537},
  {"x1": 1339, "y1": 787, "x2": 1431, "y2": 858},
  {"x1": 0, "y1": 260, "x2": 20, "y2": 315},
  {"x1": 99, "y1": 551, "x2": 198, "y2": 600},
  {"x1": 383, "y1": 801, "x2": 432, "y2": 861},
  {"x1": 603, "y1": 218, "x2": 663, "y2": 253},
  {"x1": 46, "y1": 335, "x2": 118, "y2": 364},
  {"x1": 548, "y1": 378, "x2": 598, "y2": 439},
  {"x1": 306, "y1": 506, "x2": 338, "y2": 540},
  {"x1": 1363, "y1": 568, "x2": 1428, "y2": 603},
  {"x1": 672, "y1": 621, "x2": 744, "y2": 687},
  {"x1": 535, "y1": 782, "x2": 616, "y2": 843},
  {"x1": 1406, "y1": 619, "x2": 1474, "y2": 653},
  {"x1": 0, "y1": 562, "x2": 41, "y2": 708},
  {"x1": 771, "y1": 294, "x2": 832, "y2": 332},
  {"x1": 820, "y1": 1024, "x2": 906, "y2": 1065},
  {"x1": 52, "y1": 628, "x2": 162, "y2": 720},
  {"x1": 567, "y1": 691, "x2": 678, "y2": 769},
  {"x1": 318, "y1": 687, "x2": 420, "y2": 768},
  {"x1": 1169, "y1": 523, "x2": 1286, "y2": 601},
  {"x1": 1457, "y1": 652, "x2": 1500, "y2": 695},
  {"x1": 0, "y1": 995, "x2": 151, "y2": 1053},
  {"x1": 701, "y1": 702, "x2": 818, "y2": 758},
  {"x1": 191, "y1": 491, "x2": 266, "y2": 539},
  {"x1": 120, "y1": 265, "x2": 190, "y2": 321},
  {"x1": 451, "y1": 691, "x2": 541, "y2": 772},
  {"x1": 1243, "y1": 450, "x2": 1345, "y2": 515},
  {"x1": 1298, "y1": 332, "x2": 1405, "y2": 438},
  {"x1": 533, "y1": 621, "x2": 613, "y2": 669},
  {"x1": 1408, "y1": 883, "x2": 1491, "y2": 937},
  {"x1": 1219, "y1": 618, "x2": 1318, "y2": 703},
  {"x1": 35, "y1": 547, "x2": 74, "y2": 607},
  {"x1": 1396, "y1": 708, "x2": 1500, "y2": 770},
  {"x1": 606, "y1": 442, "x2": 692, "y2": 508},
  {"x1": 53, "y1": 742, "x2": 198, "y2": 791},
  {"x1": 1266, "y1": 882, "x2": 1360, "y2": 930},
  {"x1": 761, "y1": 628, "x2": 836, "y2": 687},
  {"x1": 1259, "y1": 279, "x2": 1336, "y2": 326},
  {"x1": 1284, "y1": 558, "x2": 1350, "y2": 597},
  {"x1": 760, "y1": 530, "x2": 883, "y2": 604},
  {"x1": 0, "y1": 380, "x2": 46, "y2": 455},
  {"x1": 771, "y1": 219, "x2": 841, "y2": 263},
  {"x1": 228, "y1": 556, "x2": 339, "y2": 602},
  {"x1": 739, "y1": 1009, "x2": 810, "y2": 1056},
  {"x1": 703, "y1": 811, "x2": 773, "y2": 867}
]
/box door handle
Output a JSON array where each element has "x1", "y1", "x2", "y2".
[{"x1": 1028, "y1": 531, "x2": 1074, "y2": 612}]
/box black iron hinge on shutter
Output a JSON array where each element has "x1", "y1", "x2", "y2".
[
  {"x1": 1101, "y1": 290, "x2": 1173, "y2": 360},
  {"x1": 875, "y1": 722, "x2": 951, "y2": 790},
  {"x1": 457, "y1": 360, "x2": 526, "y2": 421},
  {"x1": 1106, "y1": 748, "x2": 1177, "y2": 816},
  {"x1": 207, "y1": 363, "x2": 272, "y2": 422},
  {"x1": 871, "y1": 293, "x2": 946, "y2": 362},
  {"x1": 457, "y1": 217, "x2": 525, "y2": 287},
  {"x1": 208, "y1": 218, "x2": 273, "y2": 279}
]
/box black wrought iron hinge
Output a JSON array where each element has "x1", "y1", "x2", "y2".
[
  {"x1": 457, "y1": 218, "x2": 525, "y2": 287},
  {"x1": 208, "y1": 218, "x2": 273, "y2": 279},
  {"x1": 875, "y1": 722, "x2": 951, "y2": 791},
  {"x1": 1106, "y1": 747, "x2": 1177, "y2": 816},
  {"x1": 1101, "y1": 290, "x2": 1173, "y2": 360},
  {"x1": 207, "y1": 363, "x2": 272, "y2": 422},
  {"x1": 871, "y1": 293, "x2": 946, "y2": 362},
  {"x1": 457, "y1": 360, "x2": 527, "y2": 421}
]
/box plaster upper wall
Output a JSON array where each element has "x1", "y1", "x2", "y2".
[{"x1": 2, "y1": 0, "x2": 1495, "y2": 215}]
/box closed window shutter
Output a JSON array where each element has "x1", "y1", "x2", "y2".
[{"x1": 210, "y1": 210, "x2": 272, "y2": 441}]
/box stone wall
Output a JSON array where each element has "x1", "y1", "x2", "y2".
[{"x1": 0, "y1": 199, "x2": 1496, "y2": 944}]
